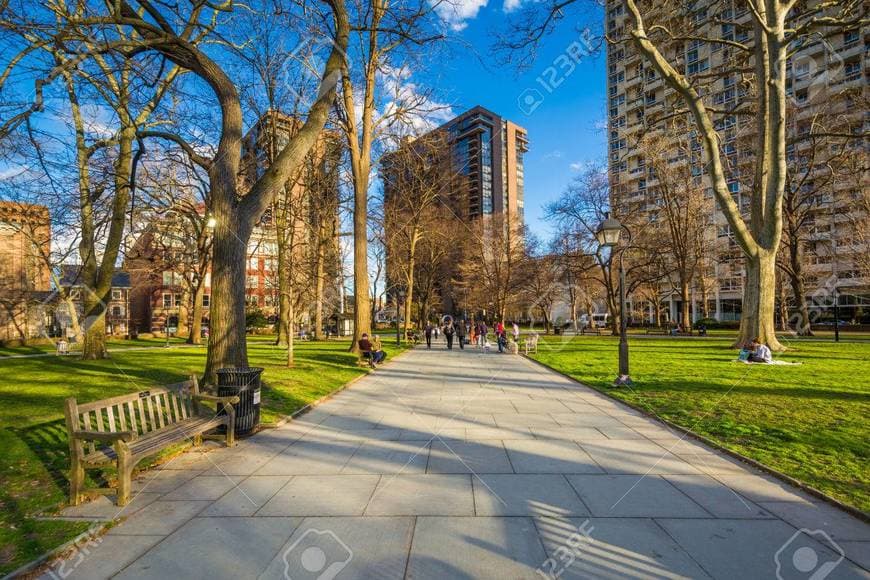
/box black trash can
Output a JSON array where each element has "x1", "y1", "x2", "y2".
[{"x1": 216, "y1": 367, "x2": 263, "y2": 436}]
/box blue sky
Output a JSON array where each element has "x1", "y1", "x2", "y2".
[{"x1": 420, "y1": 2, "x2": 608, "y2": 238}]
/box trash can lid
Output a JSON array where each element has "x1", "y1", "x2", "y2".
[{"x1": 216, "y1": 367, "x2": 265, "y2": 373}]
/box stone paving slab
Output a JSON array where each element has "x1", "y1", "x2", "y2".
[
  {"x1": 407, "y1": 516, "x2": 548, "y2": 579},
  {"x1": 115, "y1": 517, "x2": 302, "y2": 579},
  {"x1": 257, "y1": 475, "x2": 380, "y2": 516},
  {"x1": 48, "y1": 346, "x2": 870, "y2": 578},
  {"x1": 473, "y1": 474, "x2": 590, "y2": 517},
  {"x1": 566, "y1": 474, "x2": 711, "y2": 518},
  {"x1": 534, "y1": 517, "x2": 713, "y2": 579},
  {"x1": 260, "y1": 516, "x2": 414, "y2": 579}
]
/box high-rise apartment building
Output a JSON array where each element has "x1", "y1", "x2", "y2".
[
  {"x1": 606, "y1": 2, "x2": 868, "y2": 322},
  {"x1": 385, "y1": 105, "x2": 529, "y2": 225}
]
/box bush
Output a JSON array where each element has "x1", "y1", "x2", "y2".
[
  {"x1": 245, "y1": 309, "x2": 269, "y2": 330},
  {"x1": 694, "y1": 317, "x2": 740, "y2": 330}
]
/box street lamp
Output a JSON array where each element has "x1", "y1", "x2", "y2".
[
  {"x1": 597, "y1": 213, "x2": 632, "y2": 387},
  {"x1": 396, "y1": 289, "x2": 405, "y2": 346}
]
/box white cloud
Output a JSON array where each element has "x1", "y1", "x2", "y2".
[
  {"x1": 569, "y1": 162, "x2": 583, "y2": 171},
  {"x1": 544, "y1": 150, "x2": 563, "y2": 159},
  {"x1": 503, "y1": 0, "x2": 523, "y2": 12},
  {"x1": 433, "y1": 0, "x2": 488, "y2": 31}
]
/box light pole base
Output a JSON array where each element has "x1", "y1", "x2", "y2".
[{"x1": 612, "y1": 375, "x2": 633, "y2": 387}]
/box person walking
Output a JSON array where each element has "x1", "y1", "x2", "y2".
[
  {"x1": 444, "y1": 321, "x2": 455, "y2": 350},
  {"x1": 433, "y1": 325, "x2": 440, "y2": 342},
  {"x1": 455, "y1": 318, "x2": 467, "y2": 350},
  {"x1": 424, "y1": 322, "x2": 433, "y2": 349},
  {"x1": 477, "y1": 322, "x2": 487, "y2": 347},
  {"x1": 469, "y1": 322, "x2": 477, "y2": 347},
  {"x1": 512, "y1": 321, "x2": 520, "y2": 343}
]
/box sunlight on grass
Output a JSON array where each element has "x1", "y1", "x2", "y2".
[
  {"x1": 529, "y1": 334, "x2": 870, "y2": 512},
  {"x1": 0, "y1": 336, "x2": 408, "y2": 574}
]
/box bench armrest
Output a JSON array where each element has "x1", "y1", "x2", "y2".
[
  {"x1": 193, "y1": 393, "x2": 241, "y2": 405},
  {"x1": 72, "y1": 430, "x2": 135, "y2": 443}
]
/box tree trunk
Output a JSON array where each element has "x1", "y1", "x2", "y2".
[
  {"x1": 350, "y1": 177, "x2": 371, "y2": 353},
  {"x1": 403, "y1": 253, "x2": 415, "y2": 339},
  {"x1": 736, "y1": 252, "x2": 784, "y2": 350},
  {"x1": 276, "y1": 219, "x2": 290, "y2": 347},
  {"x1": 778, "y1": 281, "x2": 790, "y2": 332},
  {"x1": 314, "y1": 240, "x2": 325, "y2": 340},
  {"x1": 287, "y1": 285, "x2": 295, "y2": 368},
  {"x1": 787, "y1": 242, "x2": 813, "y2": 336},
  {"x1": 204, "y1": 213, "x2": 249, "y2": 382},
  {"x1": 81, "y1": 291, "x2": 108, "y2": 360},
  {"x1": 680, "y1": 279, "x2": 691, "y2": 330},
  {"x1": 188, "y1": 282, "x2": 205, "y2": 345}
]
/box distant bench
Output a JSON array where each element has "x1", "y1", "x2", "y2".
[{"x1": 63, "y1": 376, "x2": 238, "y2": 506}]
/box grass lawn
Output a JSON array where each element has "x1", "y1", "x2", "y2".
[
  {"x1": 529, "y1": 334, "x2": 870, "y2": 513},
  {"x1": 0, "y1": 335, "x2": 408, "y2": 575}
]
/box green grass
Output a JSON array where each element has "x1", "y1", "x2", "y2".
[
  {"x1": 0, "y1": 336, "x2": 408, "y2": 575},
  {"x1": 0, "y1": 335, "x2": 190, "y2": 357},
  {"x1": 529, "y1": 334, "x2": 870, "y2": 512}
]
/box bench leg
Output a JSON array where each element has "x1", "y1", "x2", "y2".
[
  {"x1": 69, "y1": 457, "x2": 84, "y2": 506},
  {"x1": 225, "y1": 405, "x2": 236, "y2": 447},
  {"x1": 116, "y1": 448, "x2": 134, "y2": 507},
  {"x1": 193, "y1": 434, "x2": 203, "y2": 447}
]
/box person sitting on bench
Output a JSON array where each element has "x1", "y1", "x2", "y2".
[
  {"x1": 359, "y1": 333, "x2": 386, "y2": 365},
  {"x1": 746, "y1": 338, "x2": 773, "y2": 363}
]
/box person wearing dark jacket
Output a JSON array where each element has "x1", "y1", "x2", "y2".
[
  {"x1": 444, "y1": 322, "x2": 455, "y2": 349},
  {"x1": 424, "y1": 323, "x2": 433, "y2": 349},
  {"x1": 455, "y1": 319, "x2": 467, "y2": 349}
]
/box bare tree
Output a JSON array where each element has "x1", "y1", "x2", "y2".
[
  {"x1": 382, "y1": 131, "x2": 456, "y2": 337},
  {"x1": 639, "y1": 127, "x2": 707, "y2": 330},
  {"x1": 334, "y1": 0, "x2": 445, "y2": 352},
  {"x1": 501, "y1": 0, "x2": 866, "y2": 349}
]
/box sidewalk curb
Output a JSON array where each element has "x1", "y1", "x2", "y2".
[
  {"x1": 521, "y1": 353, "x2": 870, "y2": 524},
  {"x1": 3, "y1": 523, "x2": 110, "y2": 580}
]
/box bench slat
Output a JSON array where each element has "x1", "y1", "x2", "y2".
[
  {"x1": 106, "y1": 406, "x2": 116, "y2": 432},
  {"x1": 169, "y1": 394, "x2": 181, "y2": 424},
  {"x1": 81, "y1": 412, "x2": 95, "y2": 455},
  {"x1": 117, "y1": 403, "x2": 127, "y2": 431},
  {"x1": 94, "y1": 409, "x2": 105, "y2": 433},
  {"x1": 145, "y1": 396, "x2": 156, "y2": 431},
  {"x1": 137, "y1": 397, "x2": 148, "y2": 433},
  {"x1": 126, "y1": 400, "x2": 137, "y2": 435},
  {"x1": 153, "y1": 394, "x2": 165, "y2": 429},
  {"x1": 76, "y1": 387, "x2": 170, "y2": 414}
]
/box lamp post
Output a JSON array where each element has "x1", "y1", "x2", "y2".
[
  {"x1": 396, "y1": 290, "x2": 405, "y2": 346},
  {"x1": 597, "y1": 213, "x2": 632, "y2": 387}
]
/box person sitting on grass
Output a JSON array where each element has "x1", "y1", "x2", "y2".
[{"x1": 746, "y1": 337, "x2": 773, "y2": 364}]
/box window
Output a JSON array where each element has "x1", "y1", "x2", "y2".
[
  {"x1": 247, "y1": 275, "x2": 259, "y2": 288},
  {"x1": 687, "y1": 59, "x2": 709, "y2": 75},
  {"x1": 795, "y1": 88, "x2": 808, "y2": 104},
  {"x1": 843, "y1": 29, "x2": 859, "y2": 46},
  {"x1": 112, "y1": 305, "x2": 123, "y2": 317},
  {"x1": 202, "y1": 294, "x2": 210, "y2": 307},
  {"x1": 162, "y1": 293, "x2": 173, "y2": 309},
  {"x1": 111, "y1": 289, "x2": 122, "y2": 300},
  {"x1": 844, "y1": 60, "x2": 861, "y2": 81}
]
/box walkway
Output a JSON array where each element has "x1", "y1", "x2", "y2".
[{"x1": 46, "y1": 345, "x2": 870, "y2": 579}]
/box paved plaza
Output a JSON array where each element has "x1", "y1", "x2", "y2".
[{"x1": 46, "y1": 345, "x2": 870, "y2": 579}]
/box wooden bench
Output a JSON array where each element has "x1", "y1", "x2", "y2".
[
  {"x1": 645, "y1": 327, "x2": 669, "y2": 335},
  {"x1": 581, "y1": 327, "x2": 602, "y2": 336},
  {"x1": 63, "y1": 376, "x2": 239, "y2": 507},
  {"x1": 523, "y1": 334, "x2": 539, "y2": 354}
]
